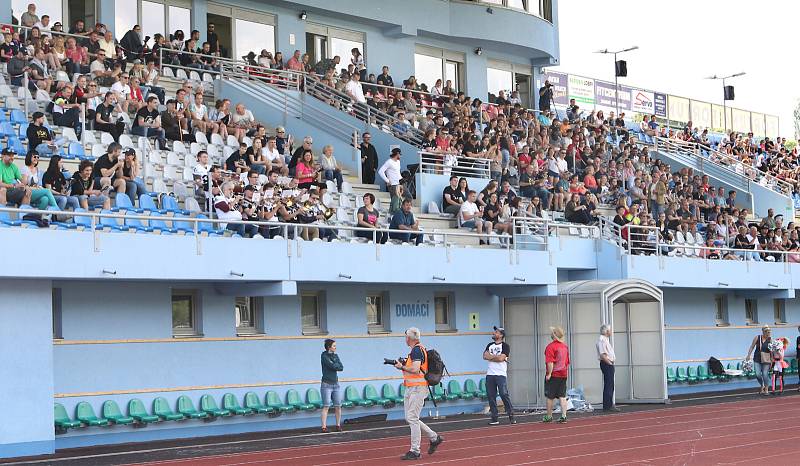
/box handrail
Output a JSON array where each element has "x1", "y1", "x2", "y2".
[
  {"x1": 2, "y1": 22, "x2": 93, "y2": 43},
  {"x1": 418, "y1": 151, "x2": 490, "y2": 179}
]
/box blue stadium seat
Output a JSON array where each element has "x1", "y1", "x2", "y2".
[
  {"x1": 17, "y1": 122, "x2": 27, "y2": 139},
  {"x1": 0, "y1": 111, "x2": 8, "y2": 122},
  {"x1": 149, "y1": 213, "x2": 177, "y2": 234},
  {"x1": 6, "y1": 137, "x2": 25, "y2": 154},
  {"x1": 0, "y1": 207, "x2": 22, "y2": 226},
  {"x1": 124, "y1": 211, "x2": 153, "y2": 233},
  {"x1": 160, "y1": 195, "x2": 187, "y2": 215},
  {"x1": 0, "y1": 121, "x2": 15, "y2": 138},
  {"x1": 196, "y1": 214, "x2": 225, "y2": 236},
  {"x1": 73, "y1": 208, "x2": 93, "y2": 229},
  {"x1": 68, "y1": 141, "x2": 86, "y2": 158},
  {"x1": 172, "y1": 215, "x2": 196, "y2": 235},
  {"x1": 139, "y1": 194, "x2": 166, "y2": 214},
  {"x1": 112, "y1": 193, "x2": 142, "y2": 213},
  {"x1": 10, "y1": 109, "x2": 27, "y2": 125},
  {"x1": 98, "y1": 209, "x2": 129, "y2": 231}
]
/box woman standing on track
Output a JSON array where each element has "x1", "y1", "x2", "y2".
[
  {"x1": 321, "y1": 339, "x2": 344, "y2": 433},
  {"x1": 745, "y1": 325, "x2": 773, "y2": 396}
]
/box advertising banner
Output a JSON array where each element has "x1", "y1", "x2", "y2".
[
  {"x1": 667, "y1": 95, "x2": 690, "y2": 122},
  {"x1": 630, "y1": 89, "x2": 656, "y2": 115},
  {"x1": 731, "y1": 108, "x2": 751, "y2": 133},
  {"x1": 711, "y1": 104, "x2": 725, "y2": 132},
  {"x1": 541, "y1": 71, "x2": 569, "y2": 107},
  {"x1": 690, "y1": 100, "x2": 712, "y2": 129},
  {"x1": 765, "y1": 115, "x2": 780, "y2": 138},
  {"x1": 593, "y1": 81, "x2": 630, "y2": 112},
  {"x1": 654, "y1": 93, "x2": 667, "y2": 118},
  {"x1": 568, "y1": 75, "x2": 595, "y2": 106},
  {"x1": 751, "y1": 113, "x2": 765, "y2": 137}
]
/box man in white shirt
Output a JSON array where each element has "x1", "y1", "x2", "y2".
[
  {"x1": 264, "y1": 137, "x2": 289, "y2": 175},
  {"x1": 33, "y1": 15, "x2": 51, "y2": 37},
  {"x1": 483, "y1": 326, "x2": 515, "y2": 425},
  {"x1": 346, "y1": 73, "x2": 366, "y2": 104},
  {"x1": 459, "y1": 190, "x2": 492, "y2": 245},
  {"x1": 597, "y1": 325, "x2": 620, "y2": 412},
  {"x1": 377, "y1": 148, "x2": 402, "y2": 213}
]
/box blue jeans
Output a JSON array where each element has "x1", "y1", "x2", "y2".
[
  {"x1": 486, "y1": 375, "x2": 513, "y2": 420},
  {"x1": 227, "y1": 222, "x2": 258, "y2": 237},
  {"x1": 126, "y1": 180, "x2": 147, "y2": 205},
  {"x1": 755, "y1": 362, "x2": 771, "y2": 388},
  {"x1": 321, "y1": 382, "x2": 342, "y2": 408},
  {"x1": 389, "y1": 231, "x2": 423, "y2": 245},
  {"x1": 131, "y1": 126, "x2": 166, "y2": 150},
  {"x1": 324, "y1": 168, "x2": 344, "y2": 190},
  {"x1": 55, "y1": 194, "x2": 81, "y2": 211}
]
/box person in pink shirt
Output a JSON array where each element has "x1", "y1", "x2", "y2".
[{"x1": 286, "y1": 49, "x2": 304, "y2": 71}]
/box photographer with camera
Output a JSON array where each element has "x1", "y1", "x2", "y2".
[
  {"x1": 391, "y1": 327, "x2": 443, "y2": 460},
  {"x1": 538, "y1": 79, "x2": 554, "y2": 113}
]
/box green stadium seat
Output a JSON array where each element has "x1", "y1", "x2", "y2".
[
  {"x1": 244, "y1": 391, "x2": 275, "y2": 415},
  {"x1": 666, "y1": 367, "x2": 676, "y2": 383},
  {"x1": 306, "y1": 388, "x2": 324, "y2": 409},
  {"x1": 101, "y1": 400, "x2": 134, "y2": 425},
  {"x1": 398, "y1": 384, "x2": 407, "y2": 398},
  {"x1": 345, "y1": 386, "x2": 373, "y2": 407},
  {"x1": 200, "y1": 394, "x2": 230, "y2": 417},
  {"x1": 266, "y1": 390, "x2": 295, "y2": 413},
  {"x1": 54, "y1": 403, "x2": 82, "y2": 431},
  {"x1": 478, "y1": 378, "x2": 487, "y2": 398},
  {"x1": 286, "y1": 389, "x2": 316, "y2": 411},
  {"x1": 448, "y1": 380, "x2": 473, "y2": 399},
  {"x1": 440, "y1": 383, "x2": 459, "y2": 401},
  {"x1": 687, "y1": 366, "x2": 698, "y2": 383},
  {"x1": 128, "y1": 399, "x2": 160, "y2": 424},
  {"x1": 430, "y1": 384, "x2": 445, "y2": 402},
  {"x1": 381, "y1": 383, "x2": 404, "y2": 405},
  {"x1": 75, "y1": 402, "x2": 109, "y2": 427},
  {"x1": 176, "y1": 395, "x2": 208, "y2": 419},
  {"x1": 222, "y1": 393, "x2": 252, "y2": 415},
  {"x1": 790, "y1": 358, "x2": 798, "y2": 374},
  {"x1": 464, "y1": 379, "x2": 481, "y2": 398},
  {"x1": 153, "y1": 397, "x2": 185, "y2": 421},
  {"x1": 364, "y1": 384, "x2": 394, "y2": 407},
  {"x1": 697, "y1": 365, "x2": 710, "y2": 381},
  {"x1": 676, "y1": 366, "x2": 688, "y2": 383}
]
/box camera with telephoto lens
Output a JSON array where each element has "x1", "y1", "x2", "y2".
[{"x1": 383, "y1": 357, "x2": 407, "y2": 366}]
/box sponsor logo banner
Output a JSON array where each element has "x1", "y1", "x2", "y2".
[
  {"x1": 630, "y1": 89, "x2": 655, "y2": 114},
  {"x1": 568, "y1": 75, "x2": 595, "y2": 106}
]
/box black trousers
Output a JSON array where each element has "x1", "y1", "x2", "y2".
[{"x1": 600, "y1": 361, "x2": 615, "y2": 410}]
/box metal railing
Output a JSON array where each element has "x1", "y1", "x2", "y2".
[{"x1": 418, "y1": 151, "x2": 490, "y2": 179}]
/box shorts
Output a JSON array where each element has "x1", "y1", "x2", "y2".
[
  {"x1": 321, "y1": 382, "x2": 341, "y2": 408},
  {"x1": 544, "y1": 376, "x2": 567, "y2": 399}
]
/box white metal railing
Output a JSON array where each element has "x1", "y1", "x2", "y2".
[{"x1": 418, "y1": 151, "x2": 490, "y2": 179}]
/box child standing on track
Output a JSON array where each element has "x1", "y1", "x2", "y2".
[
  {"x1": 772, "y1": 337, "x2": 789, "y2": 395},
  {"x1": 543, "y1": 326, "x2": 570, "y2": 423}
]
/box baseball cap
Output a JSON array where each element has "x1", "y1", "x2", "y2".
[
  {"x1": 124, "y1": 147, "x2": 136, "y2": 156},
  {"x1": 493, "y1": 326, "x2": 505, "y2": 337}
]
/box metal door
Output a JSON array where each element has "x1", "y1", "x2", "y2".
[{"x1": 503, "y1": 298, "x2": 538, "y2": 408}]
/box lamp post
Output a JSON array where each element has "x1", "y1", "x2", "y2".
[
  {"x1": 594, "y1": 46, "x2": 638, "y2": 116},
  {"x1": 705, "y1": 72, "x2": 746, "y2": 134}
]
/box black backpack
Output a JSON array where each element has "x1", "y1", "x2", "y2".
[
  {"x1": 423, "y1": 348, "x2": 447, "y2": 386},
  {"x1": 708, "y1": 357, "x2": 725, "y2": 376}
]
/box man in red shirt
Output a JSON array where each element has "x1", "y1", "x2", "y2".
[{"x1": 543, "y1": 326, "x2": 570, "y2": 423}]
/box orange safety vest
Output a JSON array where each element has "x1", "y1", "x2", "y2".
[{"x1": 403, "y1": 344, "x2": 429, "y2": 387}]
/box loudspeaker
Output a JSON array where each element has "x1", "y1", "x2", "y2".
[
  {"x1": 723, "y1": 85, "x2": 735, "y2": 101},
  {"x1": 615, "y1": 60, "x2": 627, "y2": 77}
]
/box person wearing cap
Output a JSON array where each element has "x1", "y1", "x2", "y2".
[
  {"x1": 483, "y1": 326, "x2": 515, "y2": 425},
  {"x1": 378, "y1": 148, "x2": 402, "y2": 213},
  {"x1": 394, "y1": 327, "x2": 443, "y2": 460},
  {"x1": 0, "y1": 148, "x2": 32, "y2": 206},
  {"x1": 543, "y1": 326, "x2": 570, "y2": 423},
  {"x1": 597, "y1": 325, "x2": 620, "y2": 412}
]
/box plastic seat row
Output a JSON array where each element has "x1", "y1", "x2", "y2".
[
  {"x1": 667, "y1": 359, "x2": 799, "y2": 384},
  {"x1": 53, "y1": 380, "x2": 487, "y2": 433}
]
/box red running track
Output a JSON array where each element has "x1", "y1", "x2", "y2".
[{"x1": 125, "y1": 395, "x2": 800, "y2": 466}]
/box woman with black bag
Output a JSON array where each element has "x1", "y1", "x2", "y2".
[{"x1": 745, "y1": 325, "x2": 773, "y2": 396}]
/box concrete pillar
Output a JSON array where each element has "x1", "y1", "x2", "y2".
[
  {"x1": 191, "y1": 0, "x2": 208, "y2": 44},
  {"x1": 0, "y1": 280, "x2": 55, "y2": 458}
]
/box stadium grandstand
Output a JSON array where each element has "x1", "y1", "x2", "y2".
[{"x1": 2, "y1": 0, "x2": 800, "y2": 464}]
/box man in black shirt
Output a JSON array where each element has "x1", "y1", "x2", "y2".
[
  {"x1": 538, "y1": 80, "x2": 553, "y2": 113},
  {"x1": 131, "y1": 96, "x2": 166, "y2": 149},
  {"x1": 207, "y1": 23, "x2": 221, "y2": 56},
  {"x1": 92, "y1": 142, "x2": 126, "y2": 194},
  {"x1": 360, "y1": 132, "x2": 378, "y2": 185},
  {"x1": 442, "y1": 175, "x2": 463, "y2": 215},
  {"x1": 26, "y1": 111, "x2": 65, "y2": 156},
  {"x1": 226, "y1": 143, "x2": 249, "y2": 174},
  {"x1": 94, "y1": 92, "x2": 125, "y2": 142},
  {"x1": 376, "y1": 66, "x2": 393, "y2": 97}
]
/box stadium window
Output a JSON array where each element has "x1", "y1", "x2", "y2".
[
  {"x1": 301, "y1": 292, "x2": 326, "y2": 334},
  {"x1": 235, "y1": 297, "x2": 263, "y2": 335},
  {"x1": 52, "y1": 288, "x2": 63, "y2": 340},
  {"x1": 366, "y1": 293, "x2": 389, "y2": 333},
  {"x1": 487, "y1": 67, "x2": 513, "y2": 99},
  {"x1": 435, "y1": 293, "x2": 456, "y2": 332},
  {"x1": 305, "y1": 23, "x2": 365, "y2": 67},
  {"x1": 414, "y1": 45, "x2": 465, "y2": 93},
  {"x1": 114, "y1": 0, "x2": 138, "y2": 40},
  {"x1": 714, "y1": 295, "x2": 729, "y2": 326},
  {"x1": 167, "y1": 5, "x2": 191, "y2": 38},
  {"x1": 506, "y1": 0, "x2": 525, "y2": 9},
  {"x1": 774, "y1": 299, "x2": 786, "y2": 324},
  {"x1": 234, "y1": 18, "x2": 275, "y2": 62},
  {"x1": 745, "y1": 299, "x2": 759, "y2": 325},
  {"x1": 141, "y1": 1, "x2": 166, "y2": 43},
  {"x1": 172, "y1": 289, "x2": 201, "y2": 337}
]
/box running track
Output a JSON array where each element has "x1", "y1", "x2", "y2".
[{"x1": 117, "y1": 394, "x2": 800, "y2": 466}]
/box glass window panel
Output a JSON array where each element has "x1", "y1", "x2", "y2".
[
  {"x1": 486, "y1": 67, "x2": 513, "y2": 97},
  {"x1": 414, "y1": 53, "x2": 443, "y2": 93},
  {"x1": 172, "y1": 294, "x2": 193, "y2": 329},
  {"x1": 168, "y1": 6, "x2": 191, "y2": 40},
  {"x1": 234, "y1": 19, "x2": 275, "y2": 61},
  {"x1": 366, "y1": 295, "x2": 382, "y2": 326},
  {"x1": 68, "y1": 0, "x2": 97, "y2": 30},
  {"x1": 434, "y1": 296, "x2": 448, "y2": 325},
  {"x1": 114, "y1": 0, "x2": 138, "y2": 41},
  {"x1": 483, "y1": 0, "x2": 503, "y2": 4},
  {"x1": 140, "y1": 1, "x2": 165, "y2": 44},
  {"x1": 329, "y1": 37, "x2": 363, "y2": 69},
  {"x1": 13, "y1": 0, "x2": 63, "y2": 25},
  {"x1": 445, "y1": 61, "x2": 458, "y2": 92},
  {"x1": 507, "y1": 0, "x2": 525, "y2": 9},
  {"x1": 301, "y1": 295, "x2": 319, "y2": 329}
]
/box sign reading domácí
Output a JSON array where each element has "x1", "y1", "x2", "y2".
[{"x1": 396, "y1": 301, "x2": 430, "y2": 317}]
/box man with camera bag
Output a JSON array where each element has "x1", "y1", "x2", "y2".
[
  {"x1": 393, "y1": 327, "x2": 443, "y2": 460},
  {"x1": 539, "y1": 80, "x2": 554, "y2": 113}
]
